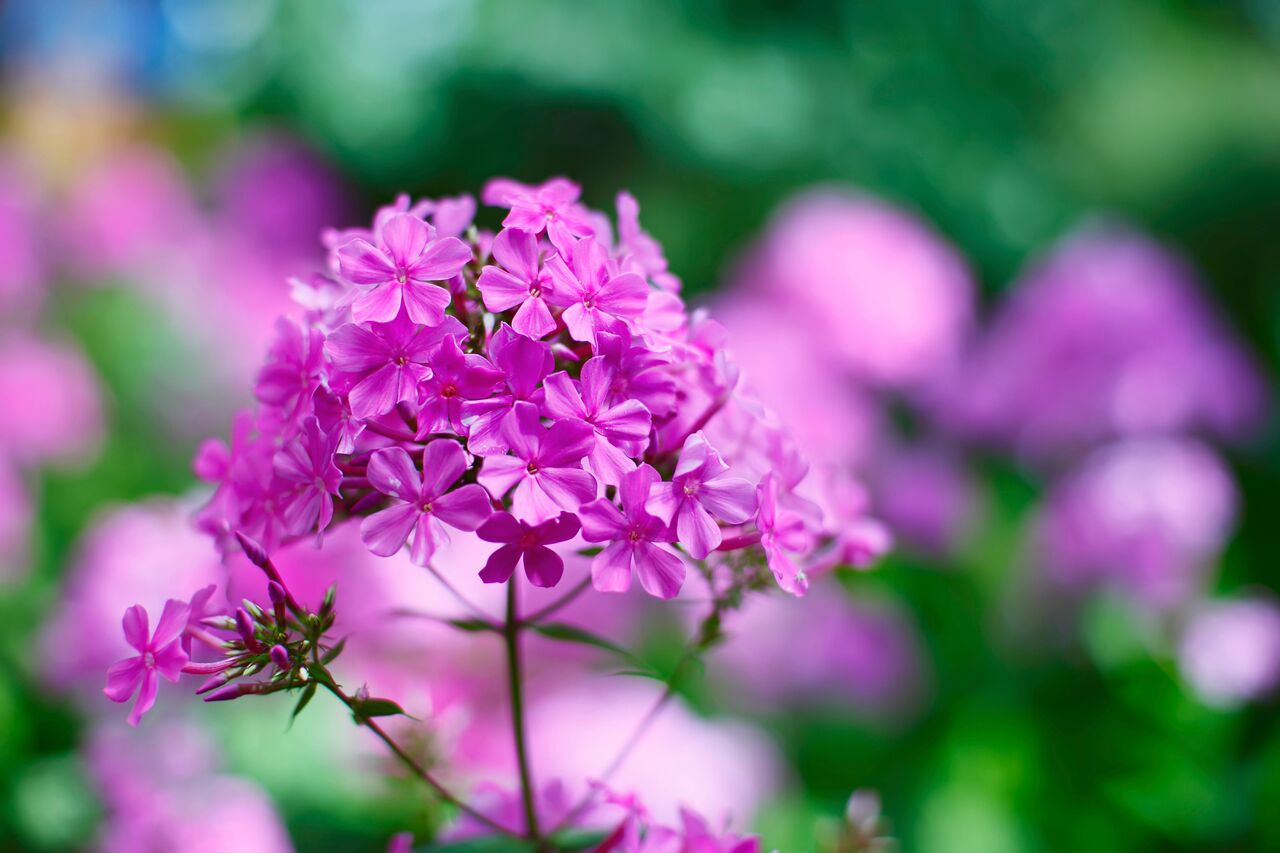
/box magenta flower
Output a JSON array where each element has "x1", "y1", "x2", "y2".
[
  {"x1": 594, "y1": 331, "x2": 678, "y2": 418},
  {"x1": 463, "y1": 325, "x2": 555, "y2": 455},
  {"x1": 477, "y1": 227, "x2": 560, "y2": 339},
  {"x1": 104, "y1": 599, "x2": 191, "y2": 726},
  {"x1": 417, "y1": 334, "x2": 504, "y2": 435},
  {"x1": 478, "y1": 402, "x2": 597, "y2": 523},
  {"x1": 543, "y1": 357, "x2": 652, "y2": 486},
  {"x1": 648, "y1": 432, "x2": 755, "y2": 559},
  {"x1": 255, "y1": 318, "x2": 326, "y2": 420},
  {"x1": 360, "y1": 441, "x2": 493, "y2": 566},
  {"x1": 616, "y1": 190, "x2": 680, "y2": 293},
  {"x1": 492, "y1": 177, "x2": 594, "y2": 255},
  {"x1": 336, "y1": 212, "x2": 471, "y2": 325},
  {"x1": 756, "y1": 474, "x2": 812, "y2": 595},
  {"x1": 476, "y1": 511, "x2": 581, "y2": 588},
  {"x1": 545, "y1": 237, "x2": 648, "y2": 345},
  {"x1": 325, "y1": 313, "x2": 467, "y2": 420},
  {"x1": 272, "y1": 417, "x2": 342, "y2": 537},
  {"x1": 579, "y1": 464, "x2": 686, "y2": 599}
]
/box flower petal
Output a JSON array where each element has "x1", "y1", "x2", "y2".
[
  {"x1": 104, "y1": 657, "x2": 143, "y2": 703},
  {"x1": 432, "y1": 484, "x2": 493, "y2": 531},
  {"x1": 591, "y1": 541, "x2": 633, "y2": 593},
  {"x1": 523, "y1": 545, "x2": 564, "y2": 588},
  {"x1": 633, "y1": 542, "x2": 686, "y2": 600},
  {"x1": 122, "y1": 604, "x2": 149, "y2": 653},
  {"x1": 479, "y1": 543, "x2": 522, "y2": 584},
  {"x1": 360, "y1": 503, "x2": 420, "y2": 557},
  {"x1": 419, "y1": 439, "x2": 468, "y2": 499},
  {"x1": 152, "y1": 599, "x2": 191, "y2": 648},
  {"x1": 128, "y1": 669, "x2": 160, "y2": 727},
  {"x1": 367, "y1": 447, "x2": 423, "y2": 501}
]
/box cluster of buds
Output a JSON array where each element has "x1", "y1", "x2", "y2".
[{"x1": 104, "y1": 533, "x2": 355, "y2": 726}]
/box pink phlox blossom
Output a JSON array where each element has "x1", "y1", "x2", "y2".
[
  {"x1": 360, "y1": 441, "x2": 493, "y2": 566},
  {"x1": 594, "y1": 331, "x2": 678, "y2": 419},
  {"x1": 756, "y1": 473, "x2": 814, "y2": 596},
  {"x1": 477, "y1": 511, "x2": 582, "y2": 588},
  {"x1": 615, "y1": 191, "x2": 680, "y2": 293},
  {"x1": 543, "y1": 357, "x2": 652, "y2": 486},
  {"x1": 486, "y1": 176, "x2": 595, "y2": 255},
  {"x1": 416, "y1": 332, "x2": 504, "y2": 436},
  {"x1": 647, "y1": 433, "x2": 755, "y2": 559},
  {"x1": 580, "y1": 464, "x2": 686, "y2": 599},
  {"x1": 336, "y1": 212, "x2": 471, "y2": 325},
  {"x1": 326, "y1": 312, "x2": 467, "y2": 420},
  {"x1": 104, "y1": 599, "x2": 191, "y2": 726},
  {"x1": 463, "y1": 324, "x2": 555, "y2": 455},
  {"x1": 477, "y1": 402, "x2": 597, "y2": 524},
  {"x1": 254, "y1": 317, "x2": 326, "y2": 422},
  {"x1": 272, "y1": 417, "x2": 343, "y2": 537},
  {"x1": 477, "y1": 227, "x2": 561, "y2": 339},
  {"x1": 545, "y1": 236, "x2": 649, "y2": 346}
]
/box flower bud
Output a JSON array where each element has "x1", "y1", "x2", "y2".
[
  {"x1": 270, "y1": 644, "x2": 291, "y2": 671},
  {"x1": 235, "y1": 608, "x2": 262, "y2": 652}
]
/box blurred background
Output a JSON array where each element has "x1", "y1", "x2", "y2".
[{"x1": 2, "y1": 1, "x2": 1280, "y2": 850}]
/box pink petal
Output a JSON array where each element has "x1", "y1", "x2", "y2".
[
  {"x1": 410, "y1": 236, "x2": 472, "y2": 281},
  {"x1": 352, "y1": 283, "x2": 404, "y2": 324},
  {"x1": 104, "y1": 657, "x2": 143, "y2": 703},
  {"x1": 491, "y1": 227, "x2": 539, "y2": 278},
  {"x1": 479, "y1": 543, "x2": 522, "y2": 584},
  {"x1": 578, "y1": 498, "x2": 626, "y2": 542},
  {"x1": 409, "y1": 513, "x2": 445, "y2": 566},
  {"x1": 633, "y1": 542, "x2": 685, "y2": 599},
  {"x1": 337, "y1": 238, "x2": 395, "y2": 285},
  {"x1": 478, "y1": 454, "x2": 528, "y2": 500},
  {"x1": 586, "y1": 435, "x2": 637, "y2": 487},
  {"x1": 591, "y1": 541, "x2": 633, "y2": 593},
  {"x1": 478, "y1": 266, "x2": 530, "y2": 312},
  {"x1": 538, "y1": 512, "x2": 581, "y2": 545},
  {"x1": 699, "y1": 476, "x2": 757, "y2": 524},
  {"x1": 360, "y1": 503, "x2": 420, "y2": 557},
  {"x1": 542, "y1": 372, "x2": 586, "y2": 421},
  {"x1": 477, "y1": 511, "x2": 524, "y2": 544},
  {"x1": 401, "y1": 281, "x2": 451, "y2": 326},
  {"x1": 419, "y1": 439, "x2": 468, "y2": 499},
  {"x1": 596, "y1": 399, "x2": 651, "y2": 445},
  {"x1": 512, "y1": 478, "x2": 565, "y2": 524},
  {"x1": 511, "y1": 296, "x2": 556, "y2": 339},
  {"x1": 128, "y1": 669, "x2": 159, "y2": 727},
  {"x1": 380, "y1": 213, "x2": 431, "y2": 269},
  {"x1": 348, "y1": 363, "x2": 408, "y2": 420},
  {"x1": 122, "y1": 604, "x2": 148, "y2": 652},
  {"x1": 432, "y1": 483, "x2": 493, "y2": 531},
  {"x1": 561, "y1": 302, "x2": 594, "y2": 344},
  {"x1": 676, "y1": 502, "x2": 721, "y2": 560},
  {"x1": 325, "y1": 322, "x2": 391, "y2": 373},
  {"x1": 367, "y1": 447, "x2": 423, "y2": 501},
  {"x1": 646, "y1": 482, "x2": 680, "y2": 526},
  {"x1": 523, "y1": 544, "x2": 564, "y2": 588},
  {"x1": 153, "y1": 640, "x2": 190, "y2": 683},
  {"x1": 618, "y1": 464, "x2": 660, "y2": 516},
  {"x1": 282, "y1": 487, "x2": 325, "y2": 535},
  {"x1": 537, "y1": 467, "x2": 598, "y2": 511},
  {"x1": 597, "y1": 272, "x2": 648, "y2": 318},
  {"x1": 504, "y1": 401, "x2": 545, "y2": 462},
  {"x1": 673, "y1": 432, "x2": 714, "y2": 480},
  {"x1": 151, "y1": 599, "x2": 191, "y2": 648},
  {"x1": 540, "y1": 418, "x2": 596, "y2": 468}
]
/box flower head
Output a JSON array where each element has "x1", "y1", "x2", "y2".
[
  {"x1": 580, "y1": 464, "x2": 685, "y2": 599},
  {"x1": 104, "y1": 599, "x2": 191, "y2": 726}
]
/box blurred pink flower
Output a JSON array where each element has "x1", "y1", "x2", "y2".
[
  {"x1": 714, "y1": 579, "x2": 926, "y2": 716},
  {"x1": 735, "y1": 189, "x2": 974, "y2": 389},
  {"x1": 1179, "y1": 596, "x2": 1280, "y2": 707},
  {"x1": 870, "y1": 446, "x2": 978, "y2": 556},
  {"x1": 0, "y1": 333, "x2": 104, "y2": 466},
  {"x1": 949, "y1": 226, "x2": 1268, "y2": 459},
  {"x1": 1033, "y1": 437, "x2": 1237, "y2": 610}
]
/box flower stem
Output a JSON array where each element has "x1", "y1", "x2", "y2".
[{"x1": 504, "y1": 577, "x2": 540, "y2": 841}]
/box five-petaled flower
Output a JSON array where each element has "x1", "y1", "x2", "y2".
[
  {"x1": 104, "y1": 599, "x2": 191, "y2": 726},
  {"x1": 579, "y1": 464, "x2": 686, "y2": 599},
  {"x1": 477, "y1": 402, "x2": 597, "y2": 524},
  {"x1": 647, "y1": 432, "x2": 755, "y2": 558},
  {"x1": 477, "y1": 511, "x2": 582, "y2": 588}
]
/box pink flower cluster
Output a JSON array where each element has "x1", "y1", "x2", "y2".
[
  {"x1": 190, "y1": 177, "x2": 867, "y2": 601},
  {"x1": 106, "y1": 178, "x2": 883, "y2": 730}
]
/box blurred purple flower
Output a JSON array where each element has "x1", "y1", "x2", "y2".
[
  {"x1": 1033, "y1": 437, "x2": 1237, "y2": 610},
  {"x1": 950, "y1": 226, "x2": 1268, "y2": 458},
  {"x1": 1179, "y1": 596, "x2": 1280, "y2": 707},
  {"x1": 0, "y1": 333, "x2": 103, "y2": 466}
]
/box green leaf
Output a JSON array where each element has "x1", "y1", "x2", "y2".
[
  {"x1": 320, "y1": 637, "x2": 347, "y2": 665},
  {"x1": 575, "y1": 546, "x2": 604, "y2": 557},
  {"x1": 529, "y1": 621, "x2": 635, "y2": 661},
  {"x1": 353, "y1": 697, "x2": 406, "y2": 718},
  {"x1": 446, "y1": 618, "x2": 500, "y2": 633},
  {"x1": 288, "y1": 682, "x2": 317, "y2": 728}
]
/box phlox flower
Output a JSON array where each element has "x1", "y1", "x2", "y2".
[
  {"x1": 360, "y1": 441, "x2": 493, "y2": 566},
  {"x1": 272, "y1": 417, "x2": 343, "y2": 537},
  {"x1": 615, "y1": 191, "x2": 680, "y2": 293},
  {"x1": 648, "y1": 432, "x2": 755, "y2": 559},
  {"x1": 477, "y1": 511, "x2": 582, "y2": 588},
  {"x1": 325, "y1": 312, "x2": 467, "y2": 420},
  {"x1": 580, "y1": 464, "x2": 685, "y2": 599},
  {"x1": 543, "y1": 357, "x2": 652, "y2": 486},
  {"x1": 594, "y1": 331, "x2": 678, "y2": 418},
  {"x1": 104, "y1": 599, "x2": 191, "y2": 726},
  {"x1": 336, "y1": 212, "x2": 471, "y2": 325},
  {"x1": 477, "y1": 227, "x2": 561, "y2": 339},
  {"x1": 489, "y1": 176, "x2": 594, "y2": 255},
  {"x1": 417, "y1": 334, "x2": 504, "y2": 435},
  {"x1": 463, "y1": 324, "x2": 555, "y2": 455},
  {"x1": 255, "y1": 317, "x2": 326, "y2": 421},
  {"x1": 756, "y1": 474, "x2": 813, "y2": 596},
  {"x1": 546, "y1": 237, "x2": 648, "y2": 345},
  {"x1": 477, "y1": 402, "x2": 597, "y2": 523}
]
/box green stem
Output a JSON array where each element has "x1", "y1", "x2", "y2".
[{"x1": 505, "y1": 577, "x2": 541, "y2": 840}]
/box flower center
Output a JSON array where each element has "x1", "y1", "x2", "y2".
[
  {"x1": 682, "y1": 480, "x2": 700, "y2": 497},
  {"x1": 396, "y1": 268, "x2": 408, "y2": 284},
  {"x1": 143, "y1": 651, "x2": 156, "y2": 669},
  {"x1": 441, "y1": 384, "x2": 458, "y2": 398},
  {"x1": 626, "y1": 524, "x2": 644, "y2": 543},
  {"x1": 420, "y1": 500, "x2": 434, "y2": 514},
  {"x1": 526, "y1": 462, "x2": 539, "y2": 475}
]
